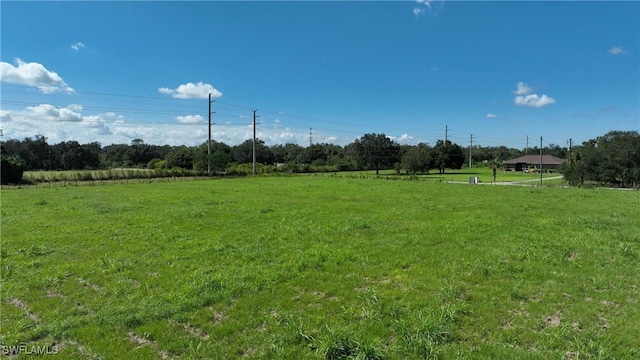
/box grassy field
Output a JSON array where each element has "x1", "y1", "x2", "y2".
[
  {"x1": 21, "y1": 167, "x2": 561, "y2": 187},
  {"x1": 334, "y1": 168, "x2": 563, "y2": 186},
  {"x1": 1, "y1": 176, "x2": 639, "y2": 359}
]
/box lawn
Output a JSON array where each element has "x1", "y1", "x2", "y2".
[
  {"x1": 336, "y1": 167, "x2": 562, "y2": 185},
  {"x1": 1, "y1": 176, "x2": 639, "y2": 359}
]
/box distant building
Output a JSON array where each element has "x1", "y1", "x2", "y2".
[{"x1": 504, "y1": 155, "x2": 566, "y2": 172}]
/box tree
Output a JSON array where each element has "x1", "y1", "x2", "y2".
[
  {"x1": 353, "y1": 133, "x2": 400, "y2": 175},
  {"x1": 57, "y1": 141, "x2": 101, "y2": 169},
  {"x1": 564, "y1": 131, "x2": 640, "y2": 188},
  {"x1": 298, "y1": 143, "x2": 327, "y2": 165},
  {"x1": 9, "y1": 135, "x2": 51, "y2": 170},
  {"x1": 101, "y1": 144, "x2": 131, "y2": 168},
  {"x1": 126, "y1": 139, "x2": 153, "y2": 167},
  {"x1": 165, "y1": 146, "x2": 195, "y2": 169},
  {"x1": 0, "y1": 154, "x2": 26, "y2": 184},
  {"x1": 210, "y1": 150, "x2": 231, "y2": 174},
  {"x1": 231, "y1": 139, "x2": 274, "y2": 164},
  {"x1": 401, "y1": 143, "x2": 433, "y2": 175},
  {"x1": 432, "y1": 140, "x2": 465, "y2": 174},
  {"x1": 271, "y1": 143, "x2": 304, "y2": 164}
]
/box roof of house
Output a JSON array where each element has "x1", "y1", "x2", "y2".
[{"x1": 504, "y1": 155, "x2": 566, "y2": 165}]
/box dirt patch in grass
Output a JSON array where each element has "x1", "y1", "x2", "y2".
[
  {"x1": 543, "y1": 310, "x2": 562, "y2": 327},
  {"x1": 256, "y1": 322, "x2": 267, "y2": 332},
  {"x1": 598, "y1": 314, "x2": 610, "y2": 329},
  {"x1": 126, "y1": 278, "x2": 141, "y2": 287},
  {"x1": 243, "y1": 347, "x2": 255, "y2": 357},
  {"x1": 7, "y1": 298, "x2": 39, "y2": 323},
  {"x1": 77, "y1": 277, "x2": 102, "y2": 291},
  {"x1": 46, "y1": 290, "x2": 65, "y2": 298},
  {"x1": 212, "y1": 310, "x2": 228, "y2": 324},
  {"x1": 567, "y1": 252, "x2": 579, "y2": 261},
  {"x1": 176, "y1": 321, "x2": 209, "y2": 339},
  {"x1": 128, "y1": 332, "x2": 155, "y2": 347}
]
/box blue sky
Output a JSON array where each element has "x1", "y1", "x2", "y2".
[{"x1": 1, "y1": 1, "x2": 638, "y2": 149}]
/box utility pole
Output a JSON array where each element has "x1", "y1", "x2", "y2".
[
  {"x1": 526, "y1": 135, "x2": 529, "y2": 155},
  {"x1": 309, "y1": 127, "x2": 313, "y2": 147},
  {"x1": 208, "y1": 93, "x2": 214, "y2": 176},
  {"x1": 469, "y1": 134, "x2": 473, "y2": 169},
  {"x1": 445, "y1": 125, "x2": 448, "y2": 143},
  {"x1": 568, "y1": 138, "x2": 573, "y2": 164},
  {"x1": 253, "y1": 110, "x2": 258, "y2": 176},
  {"x1": 539, "y1": 136, "x2": 543, "y2": 187}
]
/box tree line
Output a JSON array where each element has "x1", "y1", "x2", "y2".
[
  {"x1": 0, "y1": 132, "x2": 583, "y2": 184},
  {"x1": 563, "y1": 131, "x2": 640, "y2": 188}
]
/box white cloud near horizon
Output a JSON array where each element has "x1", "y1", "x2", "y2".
[
  {"x1": 0, "y1": 58, "x2": 74, "y2": 94},
  {"x1": 486, "y1": 113, "x2": 498, "y2": 119},
  {"x1": 390, "y1": 133, "x2": 414, "y2": 144},
  {"x1": 71, "y1": 42, "x2": 85, "y2": 51},
  {"x1": 512, "y1": 82, "x2": 555, "y2": 108},
  {"x1": 158, "y1": 82, "x2": 222, "y2": 99},
  {"x1": 2, "y1": 103, "x2": 429, "y2": 148},
  {"x1": 1, "y1": 104, "x2": 113, "y2": 144},
  {"x1": 608, "y1": 46, "x2": 627, "y2": 55},
  {"x1": 176, "y1": 115, "x2": 205, "y2": 124}
]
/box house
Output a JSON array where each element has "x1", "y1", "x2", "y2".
[{"x1": 504, "y1": 155, "x2": 566, "y2": 172}]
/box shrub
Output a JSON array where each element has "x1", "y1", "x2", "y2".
[{"x1": 1, "y1": 155, "x2": 26, "y2": 184}]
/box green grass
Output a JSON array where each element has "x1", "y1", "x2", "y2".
[
  {"x1": 335, "y1": 167, "x2": 562, "y2": 185},
  {"x1": 1, "y1": 176, "x2": 639, "y2": 359}
]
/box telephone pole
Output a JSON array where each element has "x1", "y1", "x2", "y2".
[
  {"x1": 309, "y1": 127, "x2": 313, "y2": 147},
  {"x1": 526, "y1": 135, "x2": 529, "y2": 155},
  {"x1": 539, "y1": 136, "x2": 543, "y2": 187},
  {"x1": 253, "y1": 110, "x2": 258, "y2": 175},
  {"x1": 445, "y1": 125, "x2": 448, "y2": 142},
  {"x1": 469, "y1": 134, "x2": 473, "y2": 168},
  {"x1": 568, "y1": 138, "x2": 573, "y2": 164}
]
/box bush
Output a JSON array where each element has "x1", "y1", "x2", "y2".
[{"x1": 1, "y1": 155, "x2": 26, "y2": 184}]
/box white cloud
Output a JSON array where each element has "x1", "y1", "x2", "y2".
[
  {"x1": 486, "y1": 113, "x2": 498, "y2": 119},
  {"x1": 388, "y1": 133, "x2": 414, "y2": 145},
  {"x1": 416, "y1": 0, "x2": 432, "y2": 9},
  {"x1": 158, "y1": 82, "x2": 222, "y2": 99},
  {"x1": 26, "y1": 104, "x2": 83, "y2": 122},
  {"x1": 399, "y1": 134, "x2": 415, "y2": 144},
  {"x1": 71, "y1": 42, "x2": 85, "y2": 51},
  {"x1": 514, "y1": 94, "x2": 555, "y2": 108},
  {"x1": 608, "y1": 46, "x2": 627, "y2": 55},
  {"x1": 0, "y1": 58, "x2": 74, "y2": 94},
  {"x1": 512, "y1": 82, "x2": 555, "y2": 108},
  {"x1": 0, "y1": 104, "x2": 117, "y2": 143},
  {"x1": 513, "y1": 82, "x2": 532, "y2": 95},
  {"x1": 413, "y1": 0, "x2": 444, "y2": 16},
  {"x1": 176, "y1": 115, "x2": 205, "y2": 124},
  {"x1": 3, "y1": 104, "x2": 412, "y2": 148}
]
